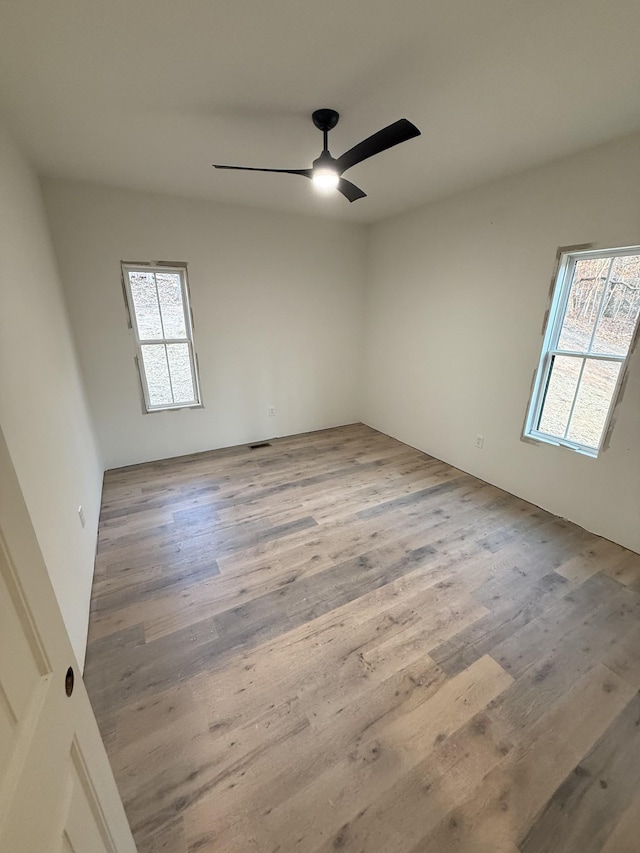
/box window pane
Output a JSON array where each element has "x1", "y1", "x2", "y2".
[
  {"x1": 557, "y1": 257, "x2": 611, "y2": 352},
  {"x1": 156, "y1": 273, "x2": 187, "y2": 339},
  {"x1": 566, "y1": 360, "x2": 621, "y2": 448},
  {"x1": 166, "y1": 343, "x2": 195, "y2": 404},
  {"x1": 129, "y1": 272, "x2": 163, "y2": 339},
  {"x1": 537, "y1": 355, "x2": 582, "y2": 438},
  {"x1": 141, "y1": 344, "x2": 172, "y2": 406},
  {"x1": 591, "y1": 255, "x2": 640, "y2": 356}
]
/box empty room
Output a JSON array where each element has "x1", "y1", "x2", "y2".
[{"x1": 1, "y1": 1, "x2": 640, "y2": 851}]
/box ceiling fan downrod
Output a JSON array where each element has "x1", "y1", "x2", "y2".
[{"x1": 312, "y1": 108, "x2": 340, "y2": 153}]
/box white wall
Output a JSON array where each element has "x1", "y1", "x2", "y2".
[
  {"x1": 42, "y1": 180, "x2": 367, "y2": 470},
  {"x1": 364, "y1": 132, "x2": 640, "y2": 554},
  {"x1": 0, "y1": 125, "x2": 103, "y2": 663}
]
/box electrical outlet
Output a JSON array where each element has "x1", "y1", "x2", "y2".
[
  {"x1": 78, "y1": 505, "x2": 86, "y2": 528},
  {"x1": 268, "y1": 406, "x2": 276, "y2": 417},
  {"x1": 475, "y1": 434, "x2": 484, "y2": 449}
]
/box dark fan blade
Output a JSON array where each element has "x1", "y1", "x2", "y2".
[
  {"x1": 213, "y1": 165, "x2": 311, "y2": 177},
  {"x1": 335, "y1": 119, "x2": 420, "y2": 174},
  {"x1": 337, "y1": 178, "x2": 367, "y2": 203}
]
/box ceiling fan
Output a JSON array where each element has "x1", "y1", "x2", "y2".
[{"x1": 213, "y1": 108, "x2": 421, "y2": 202}]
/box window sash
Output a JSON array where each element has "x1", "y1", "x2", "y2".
[
  {"x1": 138, "y1": 342, "x2": 200, "y2": 412},
  {"x1": 531, "y1": 353, "x2": 624, "y2": 451},
  {"x1": 525, "y1": 246, "x2": 640, "y2": 456},
  {"x1": 122, "y1": 264, "x2": 201, "y2": 412}
]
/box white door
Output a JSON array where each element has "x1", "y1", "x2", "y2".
[{"x1": 0, "y1": 427, "x2": 136, "y2": 853}]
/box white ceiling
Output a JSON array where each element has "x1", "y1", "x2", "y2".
[{"x1": 1, "y1": 0, "x2": 640, "y2": 223}]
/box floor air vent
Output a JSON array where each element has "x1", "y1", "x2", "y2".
[{"x1": 249, "y1": 442, "x2": 272, "y2": 450}]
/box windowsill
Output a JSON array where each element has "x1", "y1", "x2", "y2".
[
  {"x1": 144, "y1": 402, "x2": 204, "y2": 414},
  {"x1": 524, "y1": 430, "x2": 599, "y2": 458}
]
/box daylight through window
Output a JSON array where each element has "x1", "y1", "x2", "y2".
[
  {"x1": 524, "y1": 246, "x2": 640, "y2": 456},
  {"x1": 122, "y1": 263, "x2": 201, "y2": 412}
]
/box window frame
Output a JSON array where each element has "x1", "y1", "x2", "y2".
[
  {"x1": 524, "y1": 245, "x2": 640, "y2": 457},
  {"x1": 121, "y1": 261, "x2": 202, "y2": 413}
]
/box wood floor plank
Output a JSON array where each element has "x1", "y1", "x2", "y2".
[
  {"x1": 490, "y1": 572, "x2": 638, "y2": 680},
  {"x1": 310, "y1": 712, "x2": 512, "y2": 853},
  {"x1": 599, "y1": 790, "x2": 640, "y2": 853},
  {"x1": 409, "y1": 664, "x2": 636, "y2": 853},
  {"x1": 520, "y1": 691, "x2": 640, "y2": 853},
  {"x1": 82, "y1": 423, "x2": 640, "y2": 853},
  {"x1": 187, "y1": 655, "x2": 513, "y2": 853},
  {"x1": 602, "y1": 620, "x2": 640, "y2": 688},
  {"x1": 185, "y1": 658, "x2": 449, "y2": 852},
  {"x1": 136, "y1": 817, "x2": 186, "y2": 853}
]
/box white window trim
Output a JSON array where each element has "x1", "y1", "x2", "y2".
[
  {"x1": 524, "y1": 245, "x2": 640, "y2": 458},
  {"x1": 121, "y1": 262, "x2": 203, "y2": 413}
]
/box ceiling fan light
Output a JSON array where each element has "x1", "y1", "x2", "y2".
[{"x1": 312, "y1": 168, "x2": 339, "y2": 191}]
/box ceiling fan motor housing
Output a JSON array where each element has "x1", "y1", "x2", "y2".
[{"x1": 313, "y1": 150, "x2": 339, "y2": 172}]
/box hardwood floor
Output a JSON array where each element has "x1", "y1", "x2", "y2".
[{"x1": 83, "y1": 423, "x2": 640, "y2": 853}]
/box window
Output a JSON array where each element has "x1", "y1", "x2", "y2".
[
  {"x1": 524, "y1": 246, "x2": 640, "y2": 456},
  {"x1": 122, "y1": 263, "x2": 202, "y2": 412}
]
